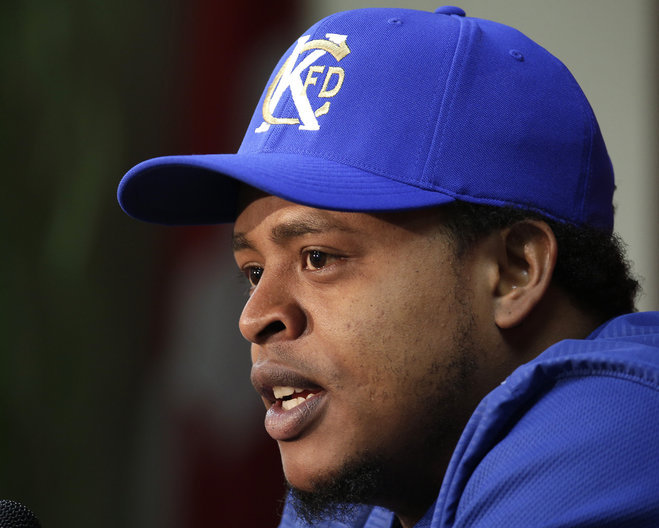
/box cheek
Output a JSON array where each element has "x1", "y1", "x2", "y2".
[{"x1": 320, "y1": 278, "x2": 458, "y2": 387}]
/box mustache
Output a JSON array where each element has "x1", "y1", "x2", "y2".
[{"x1": 250, "y1": 351, "x2": 326, "y2": 402}]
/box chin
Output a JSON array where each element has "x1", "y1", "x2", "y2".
[
  {"x1": 279, "y1": 448, "x2": 328, "y2": 492},
  {"x1": 287, "y1": 446, "x2": 385, "y2": 498},
  {"x1": 277, "y1": 434, "x2": 343, "y2": 490},
  {"x1": 284, "y1": 451, "x2": 386, "y2": 524}
]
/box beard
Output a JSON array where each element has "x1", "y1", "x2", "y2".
[
  {"x1": 286, "y1": 306, "x2": 479, "y2": 525},
  {"x1": 287, "y1": 451, "x2": 386, "y2": 524}
]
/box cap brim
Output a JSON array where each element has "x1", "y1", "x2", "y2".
[{"x1": 117, "y1": 152, "x2": 456, "y2": 225}]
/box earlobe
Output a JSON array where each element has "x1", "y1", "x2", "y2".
[{"x1": 494, "y1": 221, "x2": 557, "y2": 329}]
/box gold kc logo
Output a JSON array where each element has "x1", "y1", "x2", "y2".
[{"x1": 255, "y1": 34, "x2": 350, "y2": 133}]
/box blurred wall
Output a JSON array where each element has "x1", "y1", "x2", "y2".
[
  {"x1": 0, "y1": 1, "x2": 301, "y2": 527},
  {"x1": 1, "y1": 1, "x2": 180, "y2": 526}
]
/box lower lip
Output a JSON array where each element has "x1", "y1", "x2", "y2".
[{"x1": 264, "y1": 392, "x2": 327, "y2": 441}]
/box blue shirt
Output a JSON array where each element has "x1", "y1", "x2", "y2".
[{"x1": 279, "y1": 312, "x2": 659, "y2": 527}]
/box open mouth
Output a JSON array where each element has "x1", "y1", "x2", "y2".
[
  {"x1": 273, "y1": 386, "x2": 321, "y2": 411},
  {"x1": 251, "y1": 364, "x2": 328, "y2": 438}
]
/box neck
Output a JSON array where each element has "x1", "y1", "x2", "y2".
[
  {"x1": 503, "y1": 286, "x2": 602, "y2": 365},
  {"x1": 383, "y1": 289, "x2": 602, "y2": 528}
]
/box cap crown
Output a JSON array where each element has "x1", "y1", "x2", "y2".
[
  {"x1": 239, "y1": 7, "x2": 613, "y2": 230},
  {"x1": 117, "y1": 7, "x2": 614, "y2": 229}
]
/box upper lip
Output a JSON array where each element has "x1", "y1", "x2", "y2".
[{"x1": 251, "y1": 361, "x2": 324, "y2": 405}]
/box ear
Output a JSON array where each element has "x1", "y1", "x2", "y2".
[{"x1": 494, "y1": 220, "x2": 557, "y2": 329}]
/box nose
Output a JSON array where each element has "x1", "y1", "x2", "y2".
[{"x1": 238, "y1": 271, "x2": 307, "y2": 345}]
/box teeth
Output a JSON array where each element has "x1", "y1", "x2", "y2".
[
  {"x1": 273, "y1": 386, "x2": 295, "y2": 399},
  {"x1": 282, "y1": 397, "x2": 307, "y2": 411},
  {"x1": 273, "y1": 386, "x2": 319, "y2": 410}
]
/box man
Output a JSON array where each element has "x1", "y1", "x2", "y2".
[{"x1": 118, "y1": 6, "x2": 659, "y2": 528}]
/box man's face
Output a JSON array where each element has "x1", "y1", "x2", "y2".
[{"x1": 232, "y1": 192, "x2": 493, "y2": 508}]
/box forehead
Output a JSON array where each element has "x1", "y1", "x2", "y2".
[{"x1": 233, "y1": 189, "x2": 448, "y2": 249}]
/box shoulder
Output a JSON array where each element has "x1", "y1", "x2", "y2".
[{"x1": 436, "y1": 312, "x2": 659, "y2": 527}]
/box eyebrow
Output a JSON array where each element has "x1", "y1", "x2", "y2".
[{"x1": 232, "y1": 214, "x2": 358, "y2": 252}]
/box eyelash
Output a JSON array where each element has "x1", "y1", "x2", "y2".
[
  {"x1": 304, "y1": 249, "x2": 336, "y2": 270},
  {"x1": 240, "y1": 249, "x2": 341, "y2": 290}
]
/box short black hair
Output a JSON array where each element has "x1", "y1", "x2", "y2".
[{"x1": 440, "y1": 201, "x2": 640, "y2": 322}]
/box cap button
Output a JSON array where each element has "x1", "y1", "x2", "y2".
[{"x1": 434, "y1": 6, "x2": 466, "y2": 16}]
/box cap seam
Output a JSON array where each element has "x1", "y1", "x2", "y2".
[
  {"x1": 565, "y1": 61, "x2": 596, "y2": 227},
  {"x1": 424, "y1": 15, "x2": 472, "y2": 185},
  {"x1": 259, "y1": 145, "x2": 400, "y2": 183},
  {"x1": 580, "y1": 98, "x2": 598, "y2": 226},
  {"x1": 414, "y1": 15, "x2": 461, "y2": 185}
]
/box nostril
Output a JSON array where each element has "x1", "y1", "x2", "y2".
[{"x1": 257, "y1": 320, "x2": 287, "y2": 342}]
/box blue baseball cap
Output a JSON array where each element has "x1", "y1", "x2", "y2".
[{"x1": 118, "y1": 6, "x2": 614, "y2": 231}]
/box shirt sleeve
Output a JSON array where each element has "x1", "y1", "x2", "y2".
[{"x1": 452, "y1": 372, "x2": 659, "y2": 527}]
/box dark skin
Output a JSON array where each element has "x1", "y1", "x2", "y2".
[{"x1": 233, "y1": 190, "x2": 600, "y2": 527}]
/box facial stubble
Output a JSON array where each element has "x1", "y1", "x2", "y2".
[{"x1": 287, "y1": 292, "x2": 479, "y2": 524}]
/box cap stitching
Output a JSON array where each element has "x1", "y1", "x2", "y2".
[
  {"x1": 562, "y1": 60, "x2": 595, "y2": 228},
  {"x1": 425, "y1": 15, "x2": 471, "y2": 187},
  {"x1": 414, "y1": 16, "x2": 460, "y2": 186},
  {"x1": 580, "y1": 99, "x2": 599, "y2": 226}
]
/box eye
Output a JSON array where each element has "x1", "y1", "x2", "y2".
[
  {"x1": 243, "y1": 265, "x2": 263, "y2": 287},
  {"x1": 304, "y1": 250, "x2": 334, "y2": 270}
]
